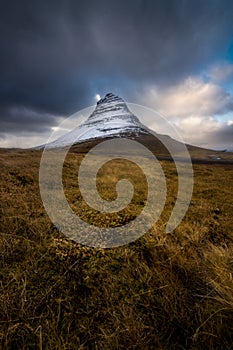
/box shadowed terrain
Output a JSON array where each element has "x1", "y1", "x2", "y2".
[{"x1": 71, "y1": 133, "x2": 233, "y2": 163}]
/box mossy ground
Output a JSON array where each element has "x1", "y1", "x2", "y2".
[{"x1": 0, "y1": 148, "x2": 233, "y2": 349}]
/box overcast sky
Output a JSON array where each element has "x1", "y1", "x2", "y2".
[{"x1": 1, "y1": 0, "x2": 233, "y2": 150}]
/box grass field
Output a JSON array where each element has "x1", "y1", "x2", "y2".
[{"x1": 1, "y1": 146, "x2": 233, "y2": 349}]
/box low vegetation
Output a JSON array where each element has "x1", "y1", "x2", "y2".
[{"x1": 0, "y1": 147, "x2": 233, "y2": 349}]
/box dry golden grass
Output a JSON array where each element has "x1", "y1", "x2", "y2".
[{"x1": 0, "y1": 147, "x2": 233, "y2": 349}]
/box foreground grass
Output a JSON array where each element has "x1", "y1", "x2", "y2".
[{"x1": 0, "y1": 148, "x2": 233, "y2": 349}]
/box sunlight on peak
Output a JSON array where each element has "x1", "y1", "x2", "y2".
[{"x1": 95, "y1": 94, "x2": 101, "y2": 102}]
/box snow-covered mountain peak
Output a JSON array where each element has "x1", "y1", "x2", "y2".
[
  {"x1": 97, "y1": 92, "x2": 125, "y2": 106},
  {"x1": 87, "y1": 92, "x2": 131, "y2": 122},
  {"x1": 41, "y1": 93, "x2": 149, "y2": 149}
]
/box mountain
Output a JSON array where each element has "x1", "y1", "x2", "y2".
[
  {"x1": 38, "y1": 93, "x2": 233, "y2": 163},
  {"x1": 44, "y1": 93, "x2": 150, "y2": 149}
]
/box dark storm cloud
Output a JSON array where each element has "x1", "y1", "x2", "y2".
[
  {"x1": 212, "y1": 123, "x2": 233, "y2": 147},
  {"x1": 0, "y1": 106, "x2": 60, "y2": 133},
  {"x1": 1, "y1": 0, "x2": 233, "y2": 138}
]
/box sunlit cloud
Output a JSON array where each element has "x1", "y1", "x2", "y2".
[{"x1": 139, "y1": 71, "x2": 233, "y2": 149}]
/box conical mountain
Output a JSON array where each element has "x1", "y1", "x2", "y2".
[
  {"x1": 37, "y1": 93, "x2": 232, "y2": 162},
  {"x1": 45, "y1": 93, "x2": 149, "y2": 148}
]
